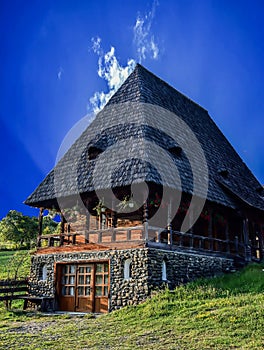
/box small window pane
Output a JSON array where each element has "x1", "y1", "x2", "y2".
[
  {"x1": 104, "y1": 275, "x2": 108, "y2": 284},
  {"x1": 78, "y1": 286, "x2": 84, "y2": 295},
  {"x1": 96, "y1": 286, "x2": 102, "y2": 296},
  {"x1": 70, "y1": 265, "x2": 76, "y2": 273},
  {"x1": 79, "y1": 267, "x2": 84, "y2": 273},
  {"x1": 69, "y1": 276, "x2": 75, "y2": 285},
  {"x1": 79, "y1": 275, "x2": 84, "y2": 284},
  {"x1": 96, "y1": 264, "x2": 103, "y2": 273},
  {"x1": 85, "y1": 276, "x2": 91, "y2": 285},
  {"x1": 104, "y1": 264, "x2": 108, "y2": 272},
  {"x1": 86, "y1": 266, "x2": 92, "y2": 273},
  {"x1": 69, "y1": 286, "x2": 75, "y2": 296},
  {"x1": 85, "y1": 287, "x2": 91, "y2": 296},
  {"x1": 96, "y1": 275, "x2": 103, "y2": 285},
  {"x1": 104, "y1": 286, "x2": 108, "y2": 296},
  {"x1": 62, "y1": 286, "x2": 67, "y2": 296}
]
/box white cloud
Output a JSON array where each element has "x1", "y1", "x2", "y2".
[
  {"x1": 88, "y1": 1, "x2": 160, "y2": 114},
  {"x1": 133, "y1": 0, "x2": 159, "y2": 63},
  {"x1": 89, "y1": 37, "x2": 136, "y2": 114},
  {"x1": 57, "y1": 67, "x2": 64, "y2": 80}
]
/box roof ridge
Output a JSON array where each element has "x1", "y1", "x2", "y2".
[{"x1": 134, "y1": 63, "x2": 208, "y2": 113}]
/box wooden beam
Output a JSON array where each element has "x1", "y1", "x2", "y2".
[
  {"x1": 167, "y1": 198, "x2": 172, "y2": 245},
  {"x1": 37, "y1": 208, "x2": 44, "y2": 247},
  {"x1": 60, "y1": 214, "x2": 66, "y2": 246},
  {"x1": 225, "y1": 222, "x2": 230, "y2": 253},
  {"x1": 143, "y1": 201, "x2": 149, "y2": 241},
  {"x1": 85, "y1": 213, "x2": 90, "y2": 244},
  {"x1": 208, "y1": 208, "x2": 213, "y2": 251}
]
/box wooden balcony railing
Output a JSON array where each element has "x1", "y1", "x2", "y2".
[
  {"x1": 147, "y1": 226, "x2": 246, "y2": 258},
  {"x1": 37, "y1": 226, "x2": 247, "y2": 258},
  {"x1": 37, "y1": 225, "x2": 145, "y2": 248}
]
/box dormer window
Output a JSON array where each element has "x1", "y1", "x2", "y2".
[
  {"x1": 256, "y1": 186, "x2": 264, "y2": 196},
  {"x1": 88, "y1": 146, "x2": 103, "y2": 161},
  {"x1": 218, "y1": 168, "x2": 229, "y2": 178},
  {"x1": 169, "y1": 146, "x2": 182, "y2": 157}
]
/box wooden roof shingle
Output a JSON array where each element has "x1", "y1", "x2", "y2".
[{"x1": 25, "y1": 64, "x2": 264, "y2": 212}]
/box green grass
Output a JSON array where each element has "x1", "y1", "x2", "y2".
[
  {"x1": 0, "y1": 250, "x2": 31, "y2": 280},
  {"x1": 0, "y1": 262, "x2": 264, "y2": 349}
]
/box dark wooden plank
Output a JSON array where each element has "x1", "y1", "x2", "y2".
[
  {"x1": 0, "y1": 294, "x2": 28, "y2": 301},
  {"x1": 0, "y1": 286, "x2": 28, "y2": 294},
  {"x1": 0, "y1": 279, "x2": 28, "y2": 287}
]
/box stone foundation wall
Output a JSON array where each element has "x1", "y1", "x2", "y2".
[
  {"x1": 29, "y1": 248, "x2": 150, "y2": 312},
  {"x1": 29, "y1": 247, "x2": 234, "y2": 312},
  {"x1": 147, "y1": 249, "x2": 234, "y2": 290}
]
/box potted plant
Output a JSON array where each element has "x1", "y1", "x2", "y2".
[
  {"x1": 117, "y1": 196, "x2": 137, "y2": 212},
  {"x1": 93, "y1": 199, "x2": 106, "y2": 216}
]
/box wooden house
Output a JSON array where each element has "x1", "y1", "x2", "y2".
[{"x1": 25, "y1": 64, "x2": 264, "y2": 313}]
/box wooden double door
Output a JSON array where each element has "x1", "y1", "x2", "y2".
[{"x1": 56, "y1": 262, "x2": 109, "y2": 313}]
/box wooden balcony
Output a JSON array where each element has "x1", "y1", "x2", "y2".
[
  {"x1": 37, "y1": 225, "x2": 247, "y2": 259},
  {"x1": 147, "y1": 226, "x2": 246, "y2": 258},
  {"x1": 37, "y1": 225, "x2": 145, "y2": 248}
]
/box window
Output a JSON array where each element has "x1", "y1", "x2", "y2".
[
  {"x1": 87, "y1": 146, "x2": 103, "y2": 160},
  {"x1": 162, "y1": 260, "x2": 167, "y2": 281},
  {"x1": 124, "y1": 259, "x2": 132, "y2": 280},
  {"x1": 39, "y1": 264, "x2": 47, "y2": 281},
  {"x1": 169, "y1": 146, "x2": 182, "y2": 157}
]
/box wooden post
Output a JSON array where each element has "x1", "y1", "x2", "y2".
[
  {"x1": 143, "y1": 200, "x2": 149, "y2": 242},
  {"x1": 167, "y1": 198, "x2": 172, "y2": 245},
  {"x1": 234, "y1": 236, "x2": 239, "y2": 255},
  {"x1": 60, "y1": 214, "x2": 66, "y2": 246},
  {"x1": 243, "y1": 218, "x2": 251, "y2": 261},
  {"x1": 225, "y1": 222, "x2": 230, "y2": 254},
  {"x1": 112, "y1": 211, "x2": 117, "y2": 228},
  {"x1": 85, "y1": 213, "x2": 90, "y2": 244},
  {"x1": 37, "y1": 208, "x2": 44, "y2": 248},
  {"x1": 67, "y1": 223, "x2": 71, "y2": 244},
  {"x1": 208, "y1": 208, "x2": 213, "y2": 251},
  {"x1": 188, "y1": 205, "x2": 193, "y2": 234}
]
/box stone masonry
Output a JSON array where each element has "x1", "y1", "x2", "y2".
[{"x1": 29, "y1": 248, "x2": 234, "y2": 312}]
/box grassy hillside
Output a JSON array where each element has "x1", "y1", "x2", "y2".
[
  {"x1": 0, "y1": 263, "x2": 263, "y2": 349},
  {"x1": 0, "y1": 250, "x2": 31, "y2": 280}
]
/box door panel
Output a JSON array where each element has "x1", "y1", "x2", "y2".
[
  {"x1": 58, "y1": 264, "x2": 76, "y2": 311},
  {"x1": 94, "y1": 263, "x2": 109, "y2": 313},
  {"x1": 76, "y1": 264, "x2": 93, "y2": 312},
  {"x1": 57, "y1": 262, "x2": 109, "y2": 313}
]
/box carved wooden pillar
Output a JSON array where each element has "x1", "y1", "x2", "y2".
[
  {"x1": 225, "y1": 222, "x2": 230, "y2": 253},
  {"x1": 85, "y1": 213, "x2": 90, "y2": 244},
  {"x1": 110, "y1": 198, "x2": 117, "y2": 228},
  {"x1": 143, "y1": 200, "x2": 149, "y2": 241},
  {"x1": 208, "y1": 208, "x2": 213, "y2": 251},
  {"x1": 37, "y1": 207, "x2": 44, "y2": 247},
  {"x1": 60, "y1": 214, "x2": 66, "y2": 246},
  {"x1": 243, "y1": 217, "x2": 251, "y2": 261},
  {"x1": 188, "y1": 205, "x2": 193, "y2": 234},
  {"x1": 167, "y1": 198, "x2": 172, "y2": 245}
]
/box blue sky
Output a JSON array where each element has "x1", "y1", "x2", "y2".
[{"x1": 0, "y1": 0, "x2": 263, "y2": 219}]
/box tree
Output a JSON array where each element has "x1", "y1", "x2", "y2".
[
  {"x1": 0, "y1": 210, "x2": 60, "y2": 249},
  {"x1": 42, "y1": 215, "x2": 60, "y2": 235},
  {"x1": 0, "y1": 210, "x2": 38, "y2": 248}
]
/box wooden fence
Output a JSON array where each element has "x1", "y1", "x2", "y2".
[{"x1": 0, "y1": 279, "x2": 28, "y2": 308}]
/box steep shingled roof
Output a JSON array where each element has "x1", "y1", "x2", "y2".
[{"x1": 25, "y1": 64, "x2": 264, "y2": 211}]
